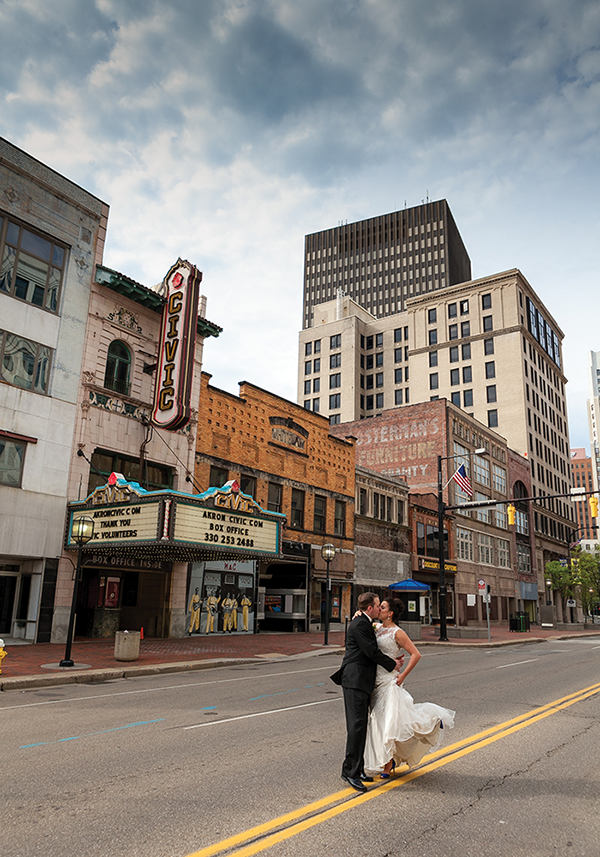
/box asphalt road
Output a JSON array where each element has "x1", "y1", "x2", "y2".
[{"x1": 2, "y1": 639, "x2": 600, "y2": 857}]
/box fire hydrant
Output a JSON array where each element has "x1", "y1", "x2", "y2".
[{"x1": 0, "y1": 638, "x2": 6, "y2": 674}]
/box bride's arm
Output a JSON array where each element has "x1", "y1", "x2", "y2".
[{"x1": 393, "y1": 627, "x2": 421, "y2": 684}]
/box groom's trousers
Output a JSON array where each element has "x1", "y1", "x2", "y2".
[{"x1": 341, "y1": 686, "x2": 370, "y2": 779}]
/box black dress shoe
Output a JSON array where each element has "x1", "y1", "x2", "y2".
[
  {"x1": 342, "y1": 774, "x2": 367, "y2": 792},
  {"x1": 360, "y1": 774, "x2": 374, "y2": 782}
]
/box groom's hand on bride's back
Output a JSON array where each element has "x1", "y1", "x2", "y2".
[{"x1": 395, "y1": 656, "x2": 405, "y2": 671}]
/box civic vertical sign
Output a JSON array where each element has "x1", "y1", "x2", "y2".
[{"x1": 152, "y1": 258, "x2": 202, "y2": 431}]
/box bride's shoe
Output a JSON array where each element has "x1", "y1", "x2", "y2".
[{"x1": 380, "y1": 760, "x2": 396, "y2": 779}]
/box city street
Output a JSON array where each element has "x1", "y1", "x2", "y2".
[{"x1": 3, "y1": 639, "x2": 600, "y2": 857}]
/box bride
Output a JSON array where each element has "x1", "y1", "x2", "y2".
[{"x1": 364, "y1": 597, "x2": 455, "y2": 777}]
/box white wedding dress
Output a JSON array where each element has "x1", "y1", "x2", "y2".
[{"x1": 364, "y1": 625, "x2": 455, "y2": 775}]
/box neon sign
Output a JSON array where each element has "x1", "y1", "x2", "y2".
[{"x1": 152, "y1": 258, "x2": 202, "y2": 431}]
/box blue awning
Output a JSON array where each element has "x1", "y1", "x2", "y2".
[{"x1": 389, "y1": 579, "x2": 431, "y2": 591}]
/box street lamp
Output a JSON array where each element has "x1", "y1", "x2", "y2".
[
  {"x1": 321, "y1": 543, "x2": 336, "y2": 646},
  {"x1": 60, "y1": 515, "x2": 95, "y2": 667},
  {"x1": 546, "y1": 578, "x2": 553, "y2": 606},
  {"x1": 437, "y1": 447, "x2": 487, "y2": 642}
]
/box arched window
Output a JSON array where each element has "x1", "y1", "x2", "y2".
[{"x1": 104, "y1": 341, "x2": 131, "y2": 395}]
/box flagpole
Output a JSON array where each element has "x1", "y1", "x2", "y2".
[{"x1": 437, "y1": 453, "x2": 449, "y2": 642}]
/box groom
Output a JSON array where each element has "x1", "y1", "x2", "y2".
[{"x1": 332, "y1": 592, "x2": 403, "y2": 792}]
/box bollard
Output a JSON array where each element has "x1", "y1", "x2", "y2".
[
  {"x1": 114, "y1": 630, "x2": 141, "y2": 662},
  {"x1": 0, "y1": 638, "x2": 6, "y2": 674}
]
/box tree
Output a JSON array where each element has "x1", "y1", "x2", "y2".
[{"x1": 546, "y1": 548, "x2": 600, "y2": 622}]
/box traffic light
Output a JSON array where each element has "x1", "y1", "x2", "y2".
[
  {"x1": 507, "y1": 503, "x2": 516, "y2": 526},
  {"x1": 590, "y1": 496, "x2": 599, "y2": 518}
]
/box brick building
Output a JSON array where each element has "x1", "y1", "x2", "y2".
[
  {"x1": 194, "y1": 374, "x2": 356, "y2": 632},
  {"x1": 331, "y1": 399, "x2": 537, "y2": 626},
  {"x1": 570, "y1": 448, "x2": 596, "y2": 542}
]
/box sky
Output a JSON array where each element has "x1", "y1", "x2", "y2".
[{"x1": 1, "y1": 0, "x2": 599, "y2": 449}]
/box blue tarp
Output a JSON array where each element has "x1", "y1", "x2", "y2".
[{"x1": 389, "y1": 579, "x2": 431, "y2": 591}]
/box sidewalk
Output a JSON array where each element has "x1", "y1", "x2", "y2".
[{"x1": 2, "y1": 624, "x2": 600, "y2": 691}]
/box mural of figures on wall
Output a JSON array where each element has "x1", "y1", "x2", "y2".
[
  {"x1": 188, "y1": 587, "x2": 201, "y2": 635},
  {"x1": 187, "y1": 562, "x2": 256, "y2": 635}
]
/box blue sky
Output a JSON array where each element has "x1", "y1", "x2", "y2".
[{"x1": 1, "y1": 0, "x2": 599, "y2": 448}]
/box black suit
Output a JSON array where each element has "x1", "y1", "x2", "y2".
[{"x1": 335, "y1": 612, "x2": 396, "y2": 780}]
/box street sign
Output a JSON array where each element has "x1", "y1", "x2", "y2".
[
  {"x1": 478, "y1": 578, "x2": 486, "y2": 593},
  {"x1": 482, "y1": 593, "x2": 491, "y2": 603}
]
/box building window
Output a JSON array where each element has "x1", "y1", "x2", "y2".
[
  {"x1": 376, "y1": 332, "x2": 383, "y2": 348},
  {"x1": 312, "y1": 398, "x2": 320, "y2": 412},
  {"x1": 495, "y1": 504, "x2": 507, "y2": 529},
  {"x1": 515, "y1": 509, "x2": 529, "y2": 535},
  {"x1": 461, "y1": 321, "x2": 470, "y2": 337},
  {"x1": 449, "y1": 324, "x2": 458, "y2": 340},
  {"x1": 305, "y1": 342, "x2": 312, "y2": 356},
  {"x1": 329, "y1": 413, "x2": 340, "y2": 424},
  {"x1": 375, "y1": 352, "x2": 384, "y2": 367},
  {"x1": 104, "y1": 341, "x2": 133, "y2": 396},
  {"x1": 482, "y1": 293, "x2": 492, "y2": 310},
  {"x1": 460, "y1": 300, "x2": 469, "y2": 315},
  {"x1": 304, "y1": 400, "x2": 311, "y2": 410},
  {"x1": 394, "y1": 347, "x2": 403, "y2": 362},
  {"x1": 485, "y1": 361, "x2": 496, "y2": 379},
  {"x1": 464, "y1": 389, "x2": 473, "y2": 407},
  {"x1": 366, "y1": 355, "x2": 374, "y2": 370},
  {"x1": 376, "y1": 372, "x2": 384, "y2": 388},
  {"x1": 334, "y1": 500, "x2": 346, "y2": 536},
  {"x1": 429, "y1": 351, "x2": 438, "y2": 367},
  {"x1": 397, "y1": 498, "x2": 405, "y2": 524},
  {"x1": 493, "y1": 464, "x2": 506, "y2": 493},
  {"x1": 366, "y1": 335, "x2": 373, "y2": 350},
  {"x1": 488, "y1": 409, "x2": 498, "y2": 427},
  {"x1": 88, "y1": 450, "x2": 174, "y2": 494},
  {"x1": 497, "y1": 538, "x2": 510, "y2": 567},
  {"x1": 329, "y1": 373, "x2": 341, "y2": 388},
  {"x1": 330, "y1": 334, "x2": 341, "y2": 349},
  {"x1": 313, "y1": 378, "x2": 320, "y2": 393},
  {"x1": 448, "y1": 302, "x2": 457, "y2": 318},
  {"x1": 291, "y1": 488, "x2": 305, "y2": 528},
  {"x1": 428, "y1": 308, "x2": 437, "y2": 324},
  {"x1": 394, "y1": 328, "x2": 402, "y2": 342},
  {"x1": 366, "y1": 395, "x2": 374, "y2": 410},
  {"x1": 358, "y1": 487, "x2": 367, "y2": 515},
  {"x1": 486, "y1": 385, "x2": 497, "y2": 403},
  {"x1": 395, "y1": 368, "x2": 403, "y2": 384},
  {"x1": 450, "y1": 368, "x2": 459, "y2": 385},
  {"x1": 451, "y1": 392, "x2": 461, "y2": 407},
  {"x1": 429, "y1": 329, "x2": 438, "y2": 346},
  {"x1": 461, "y1": 343, "x2": 471, "y2": 360},
  {"x1": 314, "y1": 495, "x2": 326, "y2": 532},
  {"x1": 483, "y1": 316, "x2": 493, "y2": 332},
  {"x1": 210, "y1": 465, "x2": 229, "y2": 488},
  {"x1": 240, "y1": 475, "x2": 256, "y2": 497},
  {"x1": 429, "y1": 373, "x2": 439, "y2": 390},
  {"x1": 457, "y1": 527, "x2": 473, "y2": 561},
  {"x1": 478, "y1": 533, "x2": 493, "y2": 565},
  {"x1": 366, "y1": 375, "x2": 374, "y2": 389},
  {"x1": 268, "y1": 482, "x2": 282, "y2": 514},
  {"x1": 473, "y1": 454, "x2": 490, "y2": 486},
  {"x1": 484, "y1": 338, "x2": 494, "y2": 355},
  {"x1": 0, "y1": 216, "x2": 67, "y2": 313},
  {"x1": 329, "y1": 393, "x2": 341, "y2": 409},
  {"x1": 395, "y1": 389, "x2": 403, "y2": 405},
  {"x1": 304, "y1": 380, "x2": 311, "y2": 395},
  {"x1": 314, "y1": 340, "x2": 321, "y2": 353},
  {"x1": 462, "y1": 366, "x2": 472, "y2": 383},
  {"x1": 313, "y1": 357, "x2": 320, "y2": 372},
  {"x1": 305, "y1": 361, "x2": 312, "y2": 374},
  {"x1": 330, "y1": 353, "x2": 341, "y2": 369},
  {"x1": 0, "y1": 435, "x2": 26, "y2": 487},
  {"x1": 517, "y1": 543, "x2": 531, "y2": 573},
  {"x1": 375, "y1": 392, "x2": 384, "y2": 409},
  {"x1": 449, "y1": 345, "x2": 459, "y2": 363},
  {"x1": 0, "y1": 331, "x2": 52, "y2": 394}
]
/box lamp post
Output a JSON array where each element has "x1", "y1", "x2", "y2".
[
  {"x1": 437, "y1": 446, "x2": 488, "y2": 642},
  {"x1": 60, "y1": 515, "x2": 95, "y2": 667},
  {"x1": 546, "y1": 578, "x2": 553, "y2": 606},
  {"x1": 321, "y1": 543, "x2": 336, "y2": 646}
]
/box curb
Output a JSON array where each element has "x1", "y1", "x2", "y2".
[{"x1": 0, "y1": 647, "x2": 347, "y2": 692}]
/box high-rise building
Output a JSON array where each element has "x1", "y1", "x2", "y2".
[
  {"x1": 302, "y1": 199, "x2": 471, "y2": 330},
  {"x1": 586, "y1": 351, "x2": 600, "y2": 493},
  {"x1": 570, "y1": 448, "x2": 596, "y2": 542}
]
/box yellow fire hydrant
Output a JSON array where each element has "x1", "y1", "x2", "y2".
[{"x1": 0, "y1": 638, "x2": 6, "y2": 674}]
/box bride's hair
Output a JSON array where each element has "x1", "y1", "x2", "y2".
[{"x1": 384, "y1": 598, "x2": 404, "y2": 623}]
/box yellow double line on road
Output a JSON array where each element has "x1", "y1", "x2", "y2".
[{"x1": 186, "y1": 680, "x2": 600, "y2": 857}]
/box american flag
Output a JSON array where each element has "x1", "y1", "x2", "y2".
[{"x1": 452, "y1": 464, "x2": 473, "y2": 497}]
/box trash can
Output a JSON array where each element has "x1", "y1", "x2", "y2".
[{"x1": 114, "y1": 630, "x2": 141, "y2": 661}]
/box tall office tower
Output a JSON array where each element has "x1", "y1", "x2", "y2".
[
  {"x1": 570, "y1": 448, "x2": 595, "y2": 541},
  {"x1": 302, "y1": 199, "x2": 471, "y2": 330},
  {"x1": 586, "y1": 350, "x2": 600, "y2": 493}
]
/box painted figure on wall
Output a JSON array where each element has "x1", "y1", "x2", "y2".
[
  {"x1": 188, "y1": 587, "x2": 201, "y2": 635},
  {"x1": 231, "y1": 594, "x2": 239, "y2": 632},
  {"x1": 222, "y1": 593, "x2": 235, "y2": 632},
  {"x1": 205, "y1": 589, "x2": 221, "y2": 633},
  {"x1": 241, "y1": 594, "x2": 252, "y2": 631}
]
